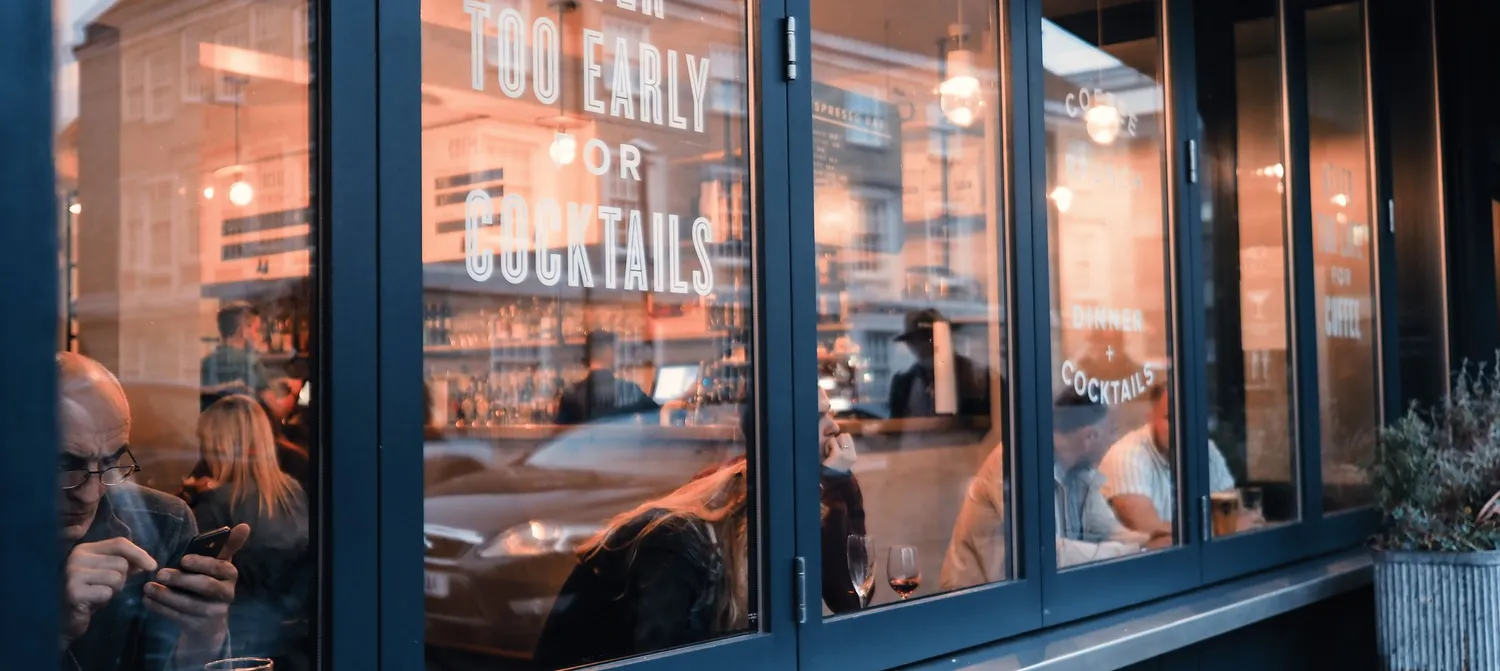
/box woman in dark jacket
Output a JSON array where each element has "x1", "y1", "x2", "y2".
[
  {"x1": 183, "y1": 395, "x2": 313, "y2": 670},
  {"x1": 533, "y1": 459, "x2": 750, "y2": 668}
]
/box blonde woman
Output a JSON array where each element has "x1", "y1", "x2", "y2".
[
  {"x1": 189, "y1": 395, "x2": 312, "y2": 668},
  {"x1": 533, "y1": 458, "x2": 750, "y2": 668}
]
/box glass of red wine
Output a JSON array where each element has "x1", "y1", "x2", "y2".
[{"x1": 886, "y1": 545, "x2": 921, "y2": 600}]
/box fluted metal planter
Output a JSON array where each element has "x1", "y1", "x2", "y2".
[{"x1": 1374, "y1": 549, "x2": 1500, "y2": 670}]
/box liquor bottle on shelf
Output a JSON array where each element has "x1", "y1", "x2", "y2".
[
  {"x1": 440, "y1": 300, "x2": 453, "y2": 346},
  {"x1": 507, "y1": 300, "x2": 526, "y2": 341}
]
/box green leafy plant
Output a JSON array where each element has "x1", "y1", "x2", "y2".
[{"x1": 1371, "y1": 359, "x2": 1500, "y2": 552}]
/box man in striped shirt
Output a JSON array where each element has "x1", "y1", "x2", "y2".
[{"x1": 1099, "y1": 384, "x2": 1236, "y2": 537}]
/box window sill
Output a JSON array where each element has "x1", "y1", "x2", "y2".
[{"x1": 905, "y1": 549, "x2": 1372, "y2": 671}]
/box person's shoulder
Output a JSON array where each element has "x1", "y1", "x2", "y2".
[
  {"x1": 1101, "y1": 426, "x2": 1152, "y2": 467},
  {"x1": 105, "y1": 485, "x2": 196, "y2": 549}
]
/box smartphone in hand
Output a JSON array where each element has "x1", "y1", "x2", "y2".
[{"x1": 170, "y1": 526, "x2": 232, "y2": 568}]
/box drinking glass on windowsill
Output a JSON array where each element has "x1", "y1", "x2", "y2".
[
  {"x1": 887, "y1": 545, "x2": 921, "y2": 600},
  {"x1": 847, "y1": 534, "x2": 875, "y2": 608},
  {"x1": 205, "y1": 658, "x2": 273, "y2": 671}
]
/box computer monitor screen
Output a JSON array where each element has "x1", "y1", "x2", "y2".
[{"x1": 652, "y1": 364, "x2": 700, "y2": 404}]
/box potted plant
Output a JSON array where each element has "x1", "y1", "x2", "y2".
[{"x1": 1371, "y1": 360, "x2": 1500, "y2": 671}]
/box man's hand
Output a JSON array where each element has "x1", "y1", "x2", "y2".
[
  {"x1": 62, "y1": 537, "x2": 158, "y2": 646},
  {"x1": 144, "y1": 523, "x2": 250, "y2": 658}
]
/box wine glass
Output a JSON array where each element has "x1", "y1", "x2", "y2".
[
  {"x1": 847, "y1": 534, "x2": 875, "y2": 608},
  {"x1": 886, "y1": 545, "x2": 921, "y2": 600}
]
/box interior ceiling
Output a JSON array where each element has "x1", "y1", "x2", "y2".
[{"x1": 810, "y1": 0, "x2": 998, "y2": 58}]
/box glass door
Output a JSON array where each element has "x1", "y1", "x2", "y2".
[
  {"x1": 1191, "y1": 0, "x2": 1321, "y2": 580},
  {"x1": 787, "y1": 0, "x2": 1042, "y2": 667},
  {"x1": 408, "y1": 0, "x2": 798, "y2": 669}
]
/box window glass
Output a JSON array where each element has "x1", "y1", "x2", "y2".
[
  {"x1": 809, "y1": 0, "x2": 1010, "y2": 607},
  {"x1": 420, "y1": 0, "x2": 758, "y2": 667},
  {"x1": 1305, "y1": 2, "x2": 1378, "y2": 513},
  {"x1": 1043, "y1": 0, "x2": 1178, "y2": 566},
  {"x1": 56, "y1": 1, "x2": 319, "y2": 669},
  {"x1": 1195, "y1": 3, "x2": 1299, "y2": 537}
]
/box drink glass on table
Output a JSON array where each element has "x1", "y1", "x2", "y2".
[
  {"x1": 1210, "y1": 491, "x2": 1240, "y2": 537},
  {"x1": 886, "y1": 545, "x2": 921, "y2": 600},
  {"x1": 205, "y1": 659, "x2": 273, "y2": 671},
  {"x1": 847, "y1": 534, "x2": 875, "y2": 608}
]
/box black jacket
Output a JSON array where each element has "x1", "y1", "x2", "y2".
[
  {"x1": 819, "y1": 469, "x2": 868, "y2": 613},
  {"x1": 887, "y1": 355, "x2": 991, "y2": 419},
  {"x1": 533, "y1": 512, "x2": 726, "y2": 669},
  {"x1": 189, "y1": 482, "x2": 312, "y2": 666},
  {"x1": 555, "y1": 369, "x2": 659, "y2": 425}
]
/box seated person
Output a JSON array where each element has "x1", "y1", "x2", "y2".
[
  {"x1": 556, "y1": 330, "x2": 659, "y2": 425},
  {"x1": 533, "y1": 459, "x2": 750, "y2": 668},
  {"x1": 942, "y1": 393, "x2": 1152, "y2": 585},
  {"x1": 1099, "y1": 384, "x2": 1235, "y2": 537},
  {"x1": 57, "y1": 352, "x2": 251, "y2": 671}
]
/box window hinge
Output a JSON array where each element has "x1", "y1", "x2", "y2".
[
  {"x1": 1200, "y1": 495, "x2": 1212, "y2": 542},
  {"x1": 785, "y1": 17, "x2": 798, "y2": 81},
  {"x1": 1186, "y1": 139, "x2": 1199, "y2": 184},
  {"x1": 793, "y1": 556, "x2": 807, "y2": 623}
]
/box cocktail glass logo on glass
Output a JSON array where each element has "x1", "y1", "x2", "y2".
[{"x1": 458, "y1": 0, "x2": 719, "y2": 296}]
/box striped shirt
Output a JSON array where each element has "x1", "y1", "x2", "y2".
[{"x1": 1098, "y1": 425, "x2": 1236, "y2": 522}]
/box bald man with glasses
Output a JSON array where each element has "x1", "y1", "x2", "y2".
[{"x1": 58, "y1": 352, "x2": 251, "y2": 671}]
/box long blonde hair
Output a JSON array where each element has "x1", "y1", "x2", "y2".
[
  {"x1": 198, "y1": 395, "x2": 300, "y2": 518},
  {"x1": 578, "y1": 459, "x2": 750, "y2": 631}
]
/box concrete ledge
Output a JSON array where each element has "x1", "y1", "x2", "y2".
[{"x1": 904, "y1": 550, "x2": 1373, "y2": 671}]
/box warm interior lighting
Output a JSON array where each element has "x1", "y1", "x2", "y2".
[
  {"x1": 229, "y1": 180, "x2": 254, "y2": 207},
  {"x1": 1049, "y1": 185, "x2": 1075, "y2": 212},
  {"x1": 1084, "y1": 104, "x2": 1122, "y2": 145},
  {"x1": 939, "y1": 26, "x2": 981, "y2": 128},
  {"x1": 1330, "y1": 193, "x2": 1349, "y2": 208},
  {"x1": 203, "y1": 186, "x2": 216, "y2": 200},
  {"x1": 68, "y1": 203, "x2": 82, "y2": 215},
  {"x1": 549, "y1": 132, "x2": 577, "y2": 165}
]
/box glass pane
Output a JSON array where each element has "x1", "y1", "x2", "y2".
[
  {"x1": 56, "y1": 0, "x2": 319, "y2": 668},
  {"x1": 807, "y1": 0, "x2": 1010, "y2": 607},
  {"x1": 1195, "y1": 4, "x2": 1299, "y2": 538},
  {"x1": 1305, "y1": 2, "x2": 1378, "y2": 513},
  {"x1": 420, "y1": 0, "x2": 758, "y2": 668},
  {"x1": 1043, "y1": 0, "x2": 1177, "y2": 566}
]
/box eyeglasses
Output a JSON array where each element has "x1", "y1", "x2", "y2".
[{"x1": 59, "y1": 447, "x2": 141, "y2": 491}]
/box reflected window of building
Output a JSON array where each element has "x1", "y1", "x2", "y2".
[{"x1": 809, "y1": 0, "x2": 1011, "y2": 605}]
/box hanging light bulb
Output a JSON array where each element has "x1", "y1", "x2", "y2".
[
  {"x1": 1085, "y1": 103, "x2": 1123, "y2": 145},
  {"x1": 229, "y1": 179, "x2": 254, "y2": 207},
  {"x1": 203, "y1": 186, "x2": 215, "y2": 200},
  {"x1": 939, "y1": 25, "x2": 981, "y2": 128},
  {"x1": 549, "y1": 131, "x2": 577, "y2": 165},
  {"x1": 1048, "y1": 186, "x2": 1075, "y2": 212}
]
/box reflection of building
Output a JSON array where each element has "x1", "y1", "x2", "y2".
[
  {"x1": 808, "y1": 25, "x2": 1006, "y2": 413},
  {"x1": 65, "y1": 0, "x2": 313, "y2": 486}
]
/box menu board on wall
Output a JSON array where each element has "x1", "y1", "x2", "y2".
[{"x1": 810, "y1": 82, "x2": 902, "y2": 248}]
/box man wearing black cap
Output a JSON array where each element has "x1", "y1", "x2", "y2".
[
  {"x1": 556, "y1": 330, "x2": 658, "y2": 425},
  {"x1": 888, "y1": 308, "x2": 991, "y2": 419}
]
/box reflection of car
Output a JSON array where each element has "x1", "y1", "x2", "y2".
[{"x1": 423, "y1": 413, "x2": 743, "y2": 661}]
